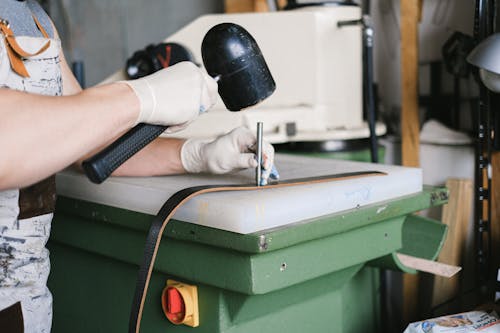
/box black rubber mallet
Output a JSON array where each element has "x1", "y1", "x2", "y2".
[{"x1": 82, "y1": 23, "x2": 275, "y2": 184}]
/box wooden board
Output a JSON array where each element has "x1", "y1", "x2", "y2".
[
  {"x1": 397, "y1": 254, "x2": 461, "y2": 278},
  {"x1": 431, "y1": 178, "x2": 473, "y2": 307}
]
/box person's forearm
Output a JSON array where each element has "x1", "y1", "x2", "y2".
[
  {"x1": 0, "y1": 83, "x2": 138, "y2": 190},
  {"x1": 111, "y1": 137, "x2": 186, "y2": 177}
]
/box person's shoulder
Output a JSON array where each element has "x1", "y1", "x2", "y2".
[{"x1": 26, "y1": 0, "x2": 54, "y2": 38}]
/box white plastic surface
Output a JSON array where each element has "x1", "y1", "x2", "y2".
[{"x1": 56, "y1": 155, "x2": 422, "y2": 234}]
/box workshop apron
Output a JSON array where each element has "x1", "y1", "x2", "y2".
[{"x1": 0, "y1": 15, "x2": 62, "y2": 333}]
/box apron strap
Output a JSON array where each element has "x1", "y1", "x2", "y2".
[
  {"x1": 0, "y1": 15, "x2": 52, "y2": 78},
  {"x1": 32, "y1": 14, "x2": 50, "y2": 39}
]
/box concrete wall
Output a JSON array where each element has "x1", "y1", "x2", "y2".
[{"x1": 48, "y1": 0, "x2": 224, "y2": 86}]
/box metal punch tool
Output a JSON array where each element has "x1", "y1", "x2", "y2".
[{"x1": 256, "y1": 122, "x2": 263, "y2": 186}]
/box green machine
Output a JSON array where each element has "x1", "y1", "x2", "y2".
[{"x1": 48, "y1": 155, "x2": 447, "y2": 333}]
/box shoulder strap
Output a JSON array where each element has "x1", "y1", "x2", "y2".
[
  {"x1": 32, "y1": 14, "x2": 50, "y2": 39},
  {"x1": 27, "y1": 0, "x2": 54, "y2": 38}
]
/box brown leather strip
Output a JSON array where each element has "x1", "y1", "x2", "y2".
[
  {"x1": 5, "y1": 34, "x2": 50, "y2": 58},
  {"x1": 1, "y1": 15, "x2": 51, "y2": 57},
  {"x1": 129, "y1": 171, "x2": 386, "y2": 333},
  {"x1": 18, "y1": 176, "x2": 56, "y2": 220},
  {"x1": 4, "y1": 37, "x2": 30, "y2": 77},
  {"x1": 0, "y1": 17, "x2": 51, "y2": 78}
]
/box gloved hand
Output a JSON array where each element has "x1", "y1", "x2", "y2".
[
  {"x1": 123, "y1": 61, "x2": 218, "y2": 131},
  {"x1": 181, "y1": 126, "x2": 279, "y2": 185}
]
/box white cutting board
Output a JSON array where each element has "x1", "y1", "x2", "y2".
[{"x1": 56, "y1": 154, "x2": 422, "y2": 234}]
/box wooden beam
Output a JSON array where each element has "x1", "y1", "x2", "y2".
[
  {"x1": 255, "y1": 0, "x2": 270, "y2": 12},
  {"x1": 401, "y1": 0, "x2": 421, "y2": 324},
  {"x1": 431, "y1": 179, "x2": 473, "y2": 307},
  {"x1": 225, "y1": 0, "x2": 254, "y2": 13},
  {"x1": 225, "y1": 0, "x2": 287, "y2": 13},
  {"x1": 491, "y1": 152, "x2": 500, "y2": 280},
  {"x1": 401, "y1": 0, "x2": 421, "y2": 168}
]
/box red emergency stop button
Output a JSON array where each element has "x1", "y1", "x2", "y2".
[
  {"x1": 165, "y1": 287, "x2": 185, "y2": 322},
  {"x1": 161, "y1": 280, "x2": 199, "y2": 327}
]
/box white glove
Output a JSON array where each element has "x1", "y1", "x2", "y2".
[
  {"x1": 181, "y1": 126, "x2": 279, "y2": 184},
  {"x1": 123, "y1": 61, "x2": 218, "y2": 131}
]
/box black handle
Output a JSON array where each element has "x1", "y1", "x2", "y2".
[{"x1": 82, "y1": 124, "x2": 167, "y2": 184}]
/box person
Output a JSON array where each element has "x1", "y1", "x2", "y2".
[{"x1": 0, "y1": 1, "x2": 276, "y2": 332}]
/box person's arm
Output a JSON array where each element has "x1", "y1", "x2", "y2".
[
  {"x1": 57, "y1": 41, "x2": 187, "y2": 177},
  {"x1": 110, "y1": 137, "x2": 186, "y2": 177},
  {"x1": 1, "y1": 55, "x2": 217, "y2": 191},
  {"x1": 59, "y1": 48, "x2": 275, "y2": 182},
  {"x1": 0, "y1": 23, "x2": 140, "y2": 190},
  {"x1": 0, "y1": 83, "x2": 139, "y2": 190}
]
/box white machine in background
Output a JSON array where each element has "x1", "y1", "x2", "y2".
[{"x1": 107, "y1": 5, "x2": 386, "y2": 144}]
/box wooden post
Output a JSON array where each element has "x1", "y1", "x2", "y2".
[
  {"x1": 401, "y1": 0, "x2": 421, "y2": 168},
  {"x1": 225, "y1": 0, "x2": 255, "y2": 13},
  {"x1": 225, "y1": 0, "x2": 286, "y2": 13},
  {"x1": 491, "y1": 152, "x2": 500, "y2": 281},
  {"x1": 401, "y1": 0, "x2": 422, "y2": 324},
  {"x1": 255, "y1": 0, "x2": 270, "y2": 12},
  {"x1": 431, "y1": 179, "x2": 473, "y2": 307}
]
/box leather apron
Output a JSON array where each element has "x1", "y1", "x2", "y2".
[{"x1": 0, "y1": 14, "x2": 62, "y2": 333}]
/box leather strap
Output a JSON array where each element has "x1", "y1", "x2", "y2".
[
  {"x1": 18, "y1": 175, "x2": 56, "y2": 219},
  {"x1": 0, "y1": 15, "x2": 51, "y2": 78},
  {"x1": 129, "y1": 170, "x2": 386, "y2": 332},
  {"x1": 31, "y1": 15, "x2": 50, "y2": 39}
]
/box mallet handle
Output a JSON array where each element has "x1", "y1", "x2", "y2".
[{"x1": 82, "y1": 124, "x2": 166, "y2": 184}]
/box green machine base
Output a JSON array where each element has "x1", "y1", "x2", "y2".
[{"x1": 48, "y1": 186, "x2": 447, "y2": 333}]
